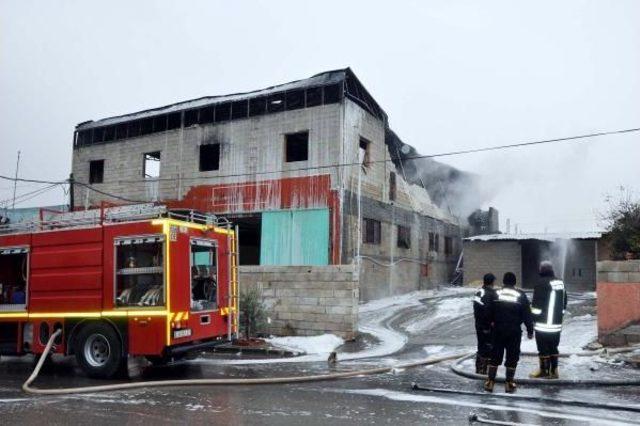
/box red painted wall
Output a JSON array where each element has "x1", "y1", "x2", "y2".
[
  {"x1": 167, "y1": 174, "x2": 342, "y2": 264},
  {"x1": 597, "y1": 281, "x2": 640, "y2": 335}
]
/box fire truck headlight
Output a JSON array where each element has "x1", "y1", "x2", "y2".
[{"x1": 23, "y1": 323, "x2": 33, "y2": 351}]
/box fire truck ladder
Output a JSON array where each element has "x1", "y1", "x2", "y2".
[{"x1": 226, "y1": 224, "x2": 240, "y2": 340}]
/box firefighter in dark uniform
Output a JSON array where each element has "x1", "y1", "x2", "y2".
[
  {"x1": 484, "y1": 272, "x2": 534, "y2": 393},
  {"x1": 529, "y1": 261, "x2": 567, "y2": 379},
  {"x1": 473, "y1": 273, "x2": 497, "y2": 374}
]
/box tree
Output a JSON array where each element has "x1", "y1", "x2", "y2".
[
  {"x1": 602, "y1": 187, "x2": 640, "y2": 260},
  {"x1": 240, "y1": 287, "x2": 267, "y2": 338}
]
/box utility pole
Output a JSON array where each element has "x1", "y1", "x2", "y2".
[{"x1": 11, "y1": 150, "x2": 21, "y2": 209}]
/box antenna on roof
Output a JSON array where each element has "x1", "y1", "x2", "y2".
[{"x1": 11, "y1": 151, "x2": 21, "y2": 209}]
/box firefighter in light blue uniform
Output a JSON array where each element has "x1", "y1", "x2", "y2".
[{"x1": 529, "y1": 261, "x2": 567, "y2": 379}]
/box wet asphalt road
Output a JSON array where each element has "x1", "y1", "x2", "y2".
[{"x1": 2, "y1": 292, "x2": 640, "y2": 425}]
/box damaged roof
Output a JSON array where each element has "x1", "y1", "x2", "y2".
[{"x1": 74, "y1": 68, "x2": 387, "y2": 148}]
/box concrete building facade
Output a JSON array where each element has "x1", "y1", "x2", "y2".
[{"x1": 70, "y1": 69, "x2": 464, "y2": 326}]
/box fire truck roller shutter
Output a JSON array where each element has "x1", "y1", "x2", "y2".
[{"x1": 73, "y1": 320, "x2": 124, "y2": 379}]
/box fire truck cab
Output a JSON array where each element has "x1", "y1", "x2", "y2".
[{"x1": 0, "y1": 204, "x2": 239, "y2": 378}]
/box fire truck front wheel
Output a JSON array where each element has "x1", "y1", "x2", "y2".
[{"x1": 74, "y1": 322, "x2": 123, "y2": 379}]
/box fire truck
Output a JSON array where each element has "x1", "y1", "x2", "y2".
[{"x1": 0, "y1": 204, "x2": 239, "y2": 378}]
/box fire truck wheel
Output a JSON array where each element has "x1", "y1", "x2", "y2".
[{"x1": 74, "y1": 322, "x2": 123, "y2": 379}]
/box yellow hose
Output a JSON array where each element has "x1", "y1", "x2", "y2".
[{"x1": 23, "y1": 329, "x2": 468, "y2": 395}]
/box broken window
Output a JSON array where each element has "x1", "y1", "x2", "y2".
[
  {"x1": 152, "y1": 115, "x2": 167, "y2": 132},
  {"x1": 115, "y1": 236, "x2": 164, "y2": 307},
  {"x1": 89, "y1": 160, "x2": 104, "y2": 184},
  {"x1": 359, "y1": 137, "x2": 371, "y2": 170},
  {"x1": 190, "y1": 239, "x2": 218, "y2": 311},
  {"x1": 127, "y1": 120, "x2": 141, "y2": 138},
  {"x1": 143, "y1": 151, "x2": 161, "y2": 178},
  {"x1": 140, "y1": 118, "x2": 153, "y2": 135},
  {"x1": 249, "y1": 97, "x2": 267, "y2": 117},
  {"x1": 444, "y1": 236, "x2": 453, "y2": 255},
  {"x1": 0, "y1": 247, "x2": 29, "y2": 311},
  {"x1": 285, "y1": 90, "x2": 304, "y2": 110},
  {"x1": 397, "y1": 225, "x2": 411, "y2": 249},
  {"x1": 268, "y1": 93, "x2": 285, "y2": 113},
  {"x1": 199, "y1": 105, "x2": 214, "y2": 124},
  {"x1": 184, "y1": 109, "x2": 199, "y2": 127},
  {"x1": 362, "y1": 218, "x2": 381, "y2": 245},
  {"x1": 429, "y1": 232, "x2": 440, "y2": 252},
  {"x1": 215, "y1": 102, "x2": 231, "y2": 122},
  {"x1": 199, "y1": 144, "x2": 220, "y2": 172},
  {"x1": 231, "y1": 100, "x2": 248, "y2": 120},
  {"x1": 389, "y1": 172, "x2": 396, "y2": 201},
  {"x1": 285, "y1": 131, "x2": 309, "y2": 162},
  {"x1": 115, "y1": 123, "x2": 128, "y2": 140},
  {"x1": 305, "y1": 87, "x2": 322, "y2": 107},
  {"x1": 323, "y1": 83, "x2": 342, "y2": 104},
  {"x1": 167, "y1": 112, "x2": 182, "y2": 130}
]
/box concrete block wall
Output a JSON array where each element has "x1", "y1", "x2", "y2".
[
  {"x1": 239, "y1": 265, "x2": 358, "y2": 340},
  {"x1": 463, "y1": 241, "x2": 522, "y2": 287},
  {"x1": 72, "y1": 103, "x2": 344, "y2": 207},
  {"x1": 597, "y1": 260, "x2": 640, "y2": 345}
]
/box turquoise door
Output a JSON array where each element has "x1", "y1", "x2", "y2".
[{"x1": 260, "y1": 208, "x2": 329, "y2": 265}]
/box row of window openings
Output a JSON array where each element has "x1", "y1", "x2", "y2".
[
  {"x1": 76, "y1": 84, "x2": 344, "y2": 147},
  {"x1": 88, "y1": 133, "x2": 373, "y2": 184},
  {"x1": 362, "y1": 218, "x2": 454, "y2": 254}
]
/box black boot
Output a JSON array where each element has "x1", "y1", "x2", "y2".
[
  {"x1": 505, "y1": 367, "x2": 517, "y2": 393},
  {"x1": 475, "y1": 354, "x2": 483, "y2": 374},
  {"x1": 480, "y1": 358, "x2": 491, "y2": 375},
  {"x1": 529, "y1": 356, "x2": 549, "y2": 378},
  {"x1": 484, "y1": 365, "x2": 497, "y2": 392},
  {"x1": 549, "y1": 355, "x2": 559, "y2": 379}
]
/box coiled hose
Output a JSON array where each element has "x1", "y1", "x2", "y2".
[{"x1": 23, "y1": 329, "x2": 468, "y2": 395}]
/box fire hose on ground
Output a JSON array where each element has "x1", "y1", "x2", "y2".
[{"x1": 22, "y1": 329, "x2": 468, "y2": 395}]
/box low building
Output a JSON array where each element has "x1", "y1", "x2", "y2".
[{"x1": 463, "y1": 232, "x2": 601, "y2": 291}]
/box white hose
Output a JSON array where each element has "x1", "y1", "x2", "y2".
[{"x1": 23, "y1": 329, "x2": 469, "y2": 395}]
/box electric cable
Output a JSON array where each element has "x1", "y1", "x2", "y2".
[{"x1": 22, "y1": 329, "x2": 467, "y2": 395}]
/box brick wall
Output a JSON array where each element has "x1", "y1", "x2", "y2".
[
  {"x1": 239, "y1": 265, "x2": 358, "y2": 340},
  {"x1": 597, "y1": 260, "x2": 640, "y2": 341},
  {"x1": 463, "y1": 241, "x2": 522, "y2": 287}
]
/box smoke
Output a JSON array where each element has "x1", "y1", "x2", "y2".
[{"x1": 384, "y1": 128, "x2": 497, "y2": 220}]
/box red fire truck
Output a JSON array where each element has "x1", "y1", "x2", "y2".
[{"x1": 0, "y1": 204, "x2": 239, "y2": 378}]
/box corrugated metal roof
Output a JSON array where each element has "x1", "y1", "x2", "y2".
[
  {"x1": 76, "y1": 69, "x2": 349, "y2": 130},
  {"x1": 464, "y1": 231, "x2": 602, "y2": 242}
]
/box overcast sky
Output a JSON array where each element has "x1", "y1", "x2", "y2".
[{"x1": 1, "y1": 0, "x2": 638, "y2": 233}]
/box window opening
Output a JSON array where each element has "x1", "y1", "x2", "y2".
[
  {"x1": 199, "y1": 105, "x2": 214, "y2": 124},
  {"x1": 152, "y1": 115, "x2": 167, "y2": 132},
  {"x1": 305, "y1": 87, "x2": 322, "y2": 107},
  {"x1": 285, "y1": 131, "x2": 309, "y2": 162},
  {"x1": 444, "y1": 236, "x2": 453, "y2": 255},
  {"x1": 359, "y1": 137, "x2": 371, "y2": 170},
  {"x1": 184, "y1": 109, "x2": 199, "y2": 127},
  {"x1": 199, "y1": 144, "x2": 220, "y2": 172},
  {"x1": 89, "y1": 160, "x2": 104, "y2": 184},
  {"x1": 215, "y1": 102, "x2": 231, "y2": 122},
  {"x1": 249, "y1": 97, "x2": 267, "y2": 117},
  {"x1": 190, "y1": 240, "x2": 218, "y2": 311},
  {"x1": 429, "y1": 232, "x2": 440, "y2": 252},
  {"x1": 230, "y1": 214, "x2": 262, "y2": 265},
  {"x1": 231, "y1": 100, "x2": 248, "y2": 119},
  {"x1": 143, "y1": 151, "x2": 161, "y2": 178},
  {"x1": 0, "y1": 248, "x2": 28, "y2": 311},
  {"x1": 140, "y1": 118, "x2": 153, "y2": 135},
  {"x1": 285, "y1": 90, "x2": 304, "y2": 110},
  {"x1": 115, "y1": 237, "x2": 164, "y2": 307},
  {"x1": 268, "y1": 93, "x2": 285, "y2": 113},
  {"x1": 389, "y1": 172, "x2": 396, "y2": 201},
  {"x1": 362, "y1": 218, "x2": 381, "y2": 244},
  {"x1": 397, "y1": 225, "x2": 411, "y2": 249}
]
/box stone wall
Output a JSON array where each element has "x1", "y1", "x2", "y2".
[
  {"x1": 463, "y1": 241, "x2": 522, "y2": 287},
  {"x1": 597, "y1": 260, "x2": 640, "y2": 344},
  {"x1": 239, "y1": 265, "x2": 358, "y2": 340}
]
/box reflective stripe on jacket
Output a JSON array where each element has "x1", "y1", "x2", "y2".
[{"x1": 531, "y1": 277, "x2": 567, "y2": 333}]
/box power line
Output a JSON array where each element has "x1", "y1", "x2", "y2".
[
  {"x1": 1, "y1": 126, "x2": 639, "y2": 189},
  {"x1": 0, "y1": 184, "x2": 62, "y2": 209},
  {"x1": 73, "y1": 181, "x2": 145, "y2": 204}
]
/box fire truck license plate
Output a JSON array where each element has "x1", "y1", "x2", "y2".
[{"x1": 173, "y1": 329, "x2": 192, "y2": 339}]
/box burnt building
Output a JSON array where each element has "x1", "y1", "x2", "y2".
[{"x1": 71, "y1": 68, "x2": 470, "y2": 302}]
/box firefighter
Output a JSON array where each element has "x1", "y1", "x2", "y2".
[
  {"x1": 529, "y1": 261, "x2": 567, "y2": 379},
  {"x1": 473, "y1": 273, "x2": 497, "y2": 374},
  {"x1": 484, "y1": 272, "x2": 534, "y2": 393}
]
